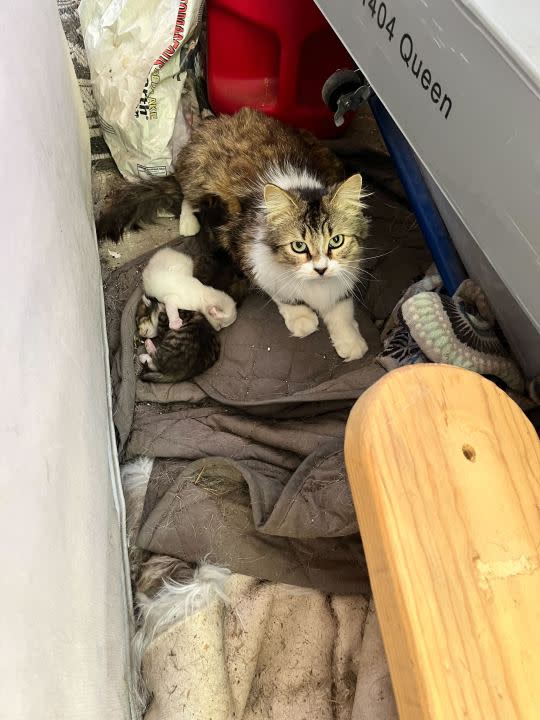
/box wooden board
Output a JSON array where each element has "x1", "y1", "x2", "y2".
[{"x1": 344, "y1": 364, "x2": 540, "y2": 719}]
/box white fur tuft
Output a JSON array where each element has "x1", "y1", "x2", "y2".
[
  {"x1": 265, "y1": 163, "x2": 325, "y2": 192},
  {"x1": 178, "y1": 198, "x2": 201, "y2": 236},
  {"x1": 121, "y1": 457, "x2": 153, "y2": 540},
  {"x1": 132, "y1": 562, "x2": 232, "y2": 708},
  {"x1": 121, "y1": 456, "x2": 154, "y2": 491}
]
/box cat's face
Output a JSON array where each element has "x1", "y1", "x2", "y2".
[
  {"x1": 136, "y1": 296, "x2": 163, "y2": 338},
  {"x1": 262, "y1": 174, "x2": 368, "y2": 285}
]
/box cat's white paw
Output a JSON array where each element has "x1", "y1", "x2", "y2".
[
  {"x1": 332, "y1": 326, "x2": 368, "y2": 362},
  {"x1": 289, "y1": 313, "x2": 319, "y2": 338},
  {"x1": 169, "y1": 316, "x2": 183, "y2": 330},
  {"x1": 280, "y1": 304, "x2": 319, "y2": 338},
  {"x1": 205, "y1": 302, "x2": 237, "y2": 330},
  {"x1": 144, "y1": 338, "x2": 157, "y2": 355},
  {"x1": 139, "y1": 353, "x2": 157, "y2": 370},
  {"x1": 178, "y1": 211, "x2": 200, "y2": 237}
]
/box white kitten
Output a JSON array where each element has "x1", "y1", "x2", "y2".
[{"x1": 142, "y1": 247, "x2": 237, "y2": 331}]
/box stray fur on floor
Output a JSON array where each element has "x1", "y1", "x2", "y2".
[
  {"x1": 134, "y1": 563, "x2": 233, "y2": 710},
  {"x1": 121, "y1": 457, "x2": 154, "y2": 587}
]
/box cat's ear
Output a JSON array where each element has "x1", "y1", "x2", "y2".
[
  {"x1": 329, "y1": 174, "x2": 364, "y2": 214},
  {"x1": 263, "y1": 184, "x2": 298, "y2": 223}
]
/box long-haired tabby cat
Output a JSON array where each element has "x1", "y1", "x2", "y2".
[
  {"x1": 98, "y1": 108, "x2": 370, "y2": 360},
  {"x1": 136, "y1": 296, "x2": 220, "y2": 383}
]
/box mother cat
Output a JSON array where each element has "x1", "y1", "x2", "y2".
[{"x1": 99, "y1": 108, "x2": 370, "y2": 360}]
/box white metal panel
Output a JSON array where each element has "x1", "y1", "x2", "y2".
[
  {"x1": 0, "y1": 3, "x2": 133, "y2": 718},
  {"x1": 460, "y1": 0, "x2": 540, "y2": 83},
  {"x1": 317, "y1": 0, "x2": 540, "y2": 375}
]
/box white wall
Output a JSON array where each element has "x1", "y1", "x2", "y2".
[{"x1": 0, "y1": 3, "x2": 132, "y2": 718}]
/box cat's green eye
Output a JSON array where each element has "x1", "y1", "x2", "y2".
[
  {"x1": 329, "y1": 234, "x2": 345, "y2": 249},
  {"x1": 291, "y1": 240, "x2": 308, "y2": 254}
]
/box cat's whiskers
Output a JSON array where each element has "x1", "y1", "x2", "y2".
[
  {"x1": 337, "y1": 262, "x2": 364, "y2": 285},
  {"x1": 339, "y1": 269, "x2": 370, "y2": 310},
  {"x1": 356, "y1": 266, "x2": 378, "y2": 282},
  {"x1": 274, "y1": 272, "x2": 304, "y2": 302},
  {"x1": 360, "y1": 247, "x2": 396, "y2": 263}
]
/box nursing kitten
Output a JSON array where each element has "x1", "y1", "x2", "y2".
[
  {"x1": 142, "y1": 246, "x2": 237, "y2": 331},
  {"x1": 135, "y1": 293, "x2": 163, "y2": 340},
  {"x1": 98, "y1": 108, "x2": 369, "y2": 360},
  {"x1": 137, "y1": 297, "x2": 220, "y2": 383}
]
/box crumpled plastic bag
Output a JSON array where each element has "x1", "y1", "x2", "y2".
[{"x1": 79, "y1": 0, "x2": 204, "y2": 179}]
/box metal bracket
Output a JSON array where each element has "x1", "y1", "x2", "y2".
[{"x1": 334, "y1": 83, "x2": 373, "y2": 127}]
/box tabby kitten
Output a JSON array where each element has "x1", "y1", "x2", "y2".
[
  {"x1": 98, "y1": 108, "x2": 369, "y2": 360},
  {"x1": 136, "y1": 296, "x2": 220, "y2": 383}
]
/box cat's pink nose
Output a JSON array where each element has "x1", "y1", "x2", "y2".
[{"x1": 314, "y1": 267, "x2": 327, "y2": 276}]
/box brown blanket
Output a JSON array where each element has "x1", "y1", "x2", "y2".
[
  {"x1": 109, "y1": 147, "x2": 429, "y2": 596},
  {"x1": 114, "y1": 275, "x2": 385, "y2": 594},
  {"x1": 115, "y1": 281, "x2": 384, "y2": 443}
]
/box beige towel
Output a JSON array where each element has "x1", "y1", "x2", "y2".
[{"x1": 141, "y1": 573, "x2": 397, "y2": 720}]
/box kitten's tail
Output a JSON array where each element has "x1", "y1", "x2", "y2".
[{"x1": 96, "y1": 176, "x2": 182, "y2": 242}]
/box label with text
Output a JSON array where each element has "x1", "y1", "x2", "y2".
[{"x1": 360, "y1": 0, "x2": 453, "y2": 119}]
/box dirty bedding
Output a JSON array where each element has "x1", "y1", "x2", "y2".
[
  {"x1": 114, "y1": 254, "x2": 384, "y2": 592},
  {"x1": 108, "y1": 173, "x2": 432, "y2": 591},
  {"x1": 101, "y1": 162, "x2": 534, "y2": 719},
  {"x1": 140, "y1": 571, "x2": 396, "y2": 720},
  {"x1": 109, "y1": 232, "x2": 407, "y2": 717},
  {"x1": 99, "y1": 126, "x2": 429, "y2": 719}
]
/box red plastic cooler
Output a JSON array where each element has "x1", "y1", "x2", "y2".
[{"x1": 206, "y1": 0, "x2": 354, "y2": 137}]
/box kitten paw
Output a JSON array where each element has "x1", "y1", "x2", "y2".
[
  {"x1": 332, "y1": 327, "x2": 368, "y2": 362},
  {"x1": 206, "y1": 304, "x2": 237, "y2": 331},
  {"x1": 139, "y1": 353, "x2": 155, "y2": 369},
  {"x1": 168, "y1": 316, "x2": 183, "y2": 331},
  {"x1": 144, "y1": 338, "x2": 157, "y2": 355},
  {"x1": 178, "y1": 211, "x2": 200, "y2": 237},
  {"x1": 280, "y1": 305, "x2": 319, "y2": 338}
]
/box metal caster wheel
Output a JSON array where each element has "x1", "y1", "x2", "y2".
[{"x1": 322, "y1": 69, "x2": 372, "y2": 127}]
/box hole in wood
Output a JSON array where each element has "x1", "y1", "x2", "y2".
[{"x1": 462, "y1": 444, "x2": 476, "y2": 462}]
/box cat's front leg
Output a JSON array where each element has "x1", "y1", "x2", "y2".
[
  {"x1": 276, "y1": 301, "x2": 319, "y2": 338},
  {"x1": 322, "y1": 297, "x2": 368, "y2": 361},
  {"x1": 179, "y1": 198, "x2": 201, "y2": 236}
]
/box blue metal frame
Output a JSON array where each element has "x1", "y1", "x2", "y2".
[{"x1": 369, "y1": 95, "x2": 466, "y2": 294}]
